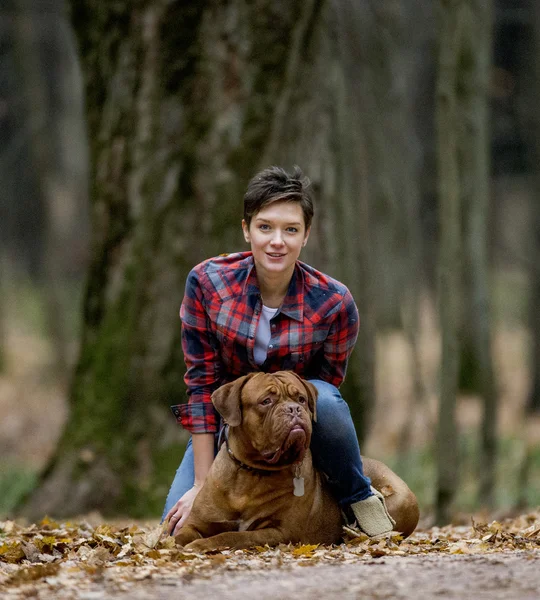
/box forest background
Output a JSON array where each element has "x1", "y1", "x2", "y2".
[{"x1": 0, "y1": 0, "x2": 539, "y2": 527}]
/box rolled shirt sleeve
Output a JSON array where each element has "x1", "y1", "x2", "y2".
[
  {"x1": 170, "y1": 269, "x2": 222, "y2": 434},
  {"x1": 318, "y1": 287, "x2": 359, "y2": 387}
]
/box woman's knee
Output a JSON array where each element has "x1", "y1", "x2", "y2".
[
  {"x1": 308, "y1": 379, "x2": 355, "y2": 443},
  {"x1": 309, "y1": 379, "x2": 351, "y2": 420}
]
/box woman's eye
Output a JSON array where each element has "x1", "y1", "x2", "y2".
[
  {"x1": 261, "y1": 397, "x2": 272, "y2": 406},
  {"x1": 259, "y1": 224, "x2": 271, "y2": 231},
  {"x1": 287, "y1": 227, "x2": 299, "y2": 233}
]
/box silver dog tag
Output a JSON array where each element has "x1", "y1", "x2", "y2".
[{"x1": 293, "y1": 464, "x2": 304, "y2": 497}]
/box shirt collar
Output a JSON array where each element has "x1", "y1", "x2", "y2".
[{"x1": 242, "y1": 256, "x2": 304, "y2": 322}]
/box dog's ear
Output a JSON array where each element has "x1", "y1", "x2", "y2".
[
  {"x1": 211, "y1": 374, "x2": 256, "y2": 427},
  {"x1": 301, "y1": 379, "x2": 318, "y2": 422}
]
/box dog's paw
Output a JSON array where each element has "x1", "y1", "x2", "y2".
[{"x1": 184, "y1": 539, "x2": 215, "y2": 553}]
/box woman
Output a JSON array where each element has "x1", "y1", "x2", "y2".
[{"x1": 164, "y1": 166, "x2": 394, "y2": 538}]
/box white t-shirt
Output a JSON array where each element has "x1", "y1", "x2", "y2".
[{"x1": 254, "y1": 305, "x2": 278, "y2": 365}]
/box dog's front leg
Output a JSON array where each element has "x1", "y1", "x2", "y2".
[
  {"x1": 174, "y1": 524, "x2": 204, "y2": 547},
  {"x1": 182, "y1": 528, "x2": 285, "y2": 553}
]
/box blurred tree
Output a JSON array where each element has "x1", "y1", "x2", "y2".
[
  {"x1": 516, "y1": 0, "x2": 540, "y2": 508},
  {"x1": 435, "y1": 0, "x2": 496, "y2": 523},
  {"x1": 0, "y1": 1, "x2": 45, "y2": 278},
  {"x1": 22, "y1": 0, "x2": 387, "y2": 518},
  {"x1": 0, "y1": 258, "x2": 4, "y2": 373},
  {"x1": 333, "y1": 0, "x2": 433, "y2": 446},
  {"x1": 331, "y1": 0, "x2": 377, "y2": 441},
  {"x1": 460, "y1": 0, "x2": 497, "y2": 508},
  {"x1": 528, "y1": 0, "x2": 540, "y2": 416},
  {"x1": 530, "y1": 186, "x2": 540, "y2": 415},
  {"x1": 2, "y1": 0, "x2": 90, "y2": 378},
  {"x1": 435, "y1": 0, "x2": 463, "y2": 526}
]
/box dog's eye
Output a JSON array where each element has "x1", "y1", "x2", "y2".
[
  {"x1": 298, "y1": 396, "x2": 306, "y2": 404},
  {"x1": 261, "y1": 397, "x2": 272, "y2": 406}
]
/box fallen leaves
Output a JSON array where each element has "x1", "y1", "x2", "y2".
[{"x1": 0, "y1": 512, "x2": 539, "y2": 598}]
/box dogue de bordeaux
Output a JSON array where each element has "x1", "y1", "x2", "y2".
[{"x1": 174, "y1": 371, "x2": 419, "y2": 552}]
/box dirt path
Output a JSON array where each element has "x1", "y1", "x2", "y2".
[
  {"x1": 2, "y1": 516, "x2": 540, "y2": 599},
  {"x1": 62, "y1": 553, "x2": 540, "y2": 599}
]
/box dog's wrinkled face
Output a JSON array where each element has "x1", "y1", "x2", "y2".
[{"x1": 212, "y1": 371, "x2": 318, "y2": 467}]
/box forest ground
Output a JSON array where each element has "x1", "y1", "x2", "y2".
[{"x1": 1, "y1": 514, "x2": 540, "y2": 599}]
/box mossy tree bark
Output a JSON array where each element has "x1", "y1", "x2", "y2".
[{"x1": 22, "y1": 0, "x2": 385, "y2": 518}]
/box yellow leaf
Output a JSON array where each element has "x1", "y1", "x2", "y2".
[
  {"x1": 292, "y1": 544, "x2": 319, "y2": 557},
  {"x1": 0, "y1": 542, "x2": 26, "y2": 563},
  {"x1": 39, "y1": 516, "x2": 60, "y2": 530},
  {"x1": 34, "y1": 536, "x2": 58, "y2": 552}
]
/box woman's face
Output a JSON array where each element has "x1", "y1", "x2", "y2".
[{"x1": 242, "y1": 201, "x2": 310, "y2": 279}]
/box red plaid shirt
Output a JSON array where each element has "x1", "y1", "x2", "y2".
[{"x1": 171, "y1": 252, "x2": 359, "y2": 433}]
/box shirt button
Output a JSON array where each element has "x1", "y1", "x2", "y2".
[
  {"x1": 268, "y1": 344, "x2": 273, "y2": 349},
  {"x1": 271, "y1": 323, "x2": 276, "y2": 329}
]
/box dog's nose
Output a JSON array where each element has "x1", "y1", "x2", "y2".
[{"x1": 285, "y1": 402, "x2": 301, "y2": 415}]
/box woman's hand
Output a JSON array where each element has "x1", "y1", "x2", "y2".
[{"x1": 165, "y1": 484, "x2": 202, "y2": 535}]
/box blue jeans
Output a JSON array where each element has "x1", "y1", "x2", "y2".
[{"x1": 161, "y1": 379, "x2": 372, "y2": 520}]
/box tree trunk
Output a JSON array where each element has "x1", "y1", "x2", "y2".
[
  {"x1": 435, "y1": 0, "x2": 494, "y2": 522},
  {"x1": 0, "y1": 255, "x2": 5, "y2": 373},
  {"x1": 11, "y1": 0, "x2": 89, "y2": 379},
  {"x1": 530, "y1": 193, "x2": 540, "y2": 414},
  {"x1": 329, "y1": 0, "x2": 380, "y2": 443},
  {"x1": 516, "y1": 0, "x2": 540, "y2": 509},
  {"x1": 460, "y1": 0, "x2": 497, "y2": 509},
  {"x1": 435, "y1": 0, "x2": 464, "y2": 526},
  {"x1": 22, "y1": 0, "x2": 387, "y2": 519},
  {"x1": 528, "y1": 0, "x2": 540, "y2": 417}
]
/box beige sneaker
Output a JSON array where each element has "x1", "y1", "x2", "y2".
[{"x1": 348, "y1": 486, "x2": 396, "y2": 538}]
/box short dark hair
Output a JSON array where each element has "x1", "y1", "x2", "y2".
[{"x1": 243, "y1": 166, "x2": 314, "y2": 229}]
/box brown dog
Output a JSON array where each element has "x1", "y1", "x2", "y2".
[{"x1": 174, "y1": 372, "x2": 419, "y2": 552}]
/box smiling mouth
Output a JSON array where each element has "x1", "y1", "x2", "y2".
[{"x1": 267, "y1": 253, "x2": 285, "y2": 258}]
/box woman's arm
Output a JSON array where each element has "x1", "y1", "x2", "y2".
[
  {"x1": 319, "y1": 288, "x2": 360, "y2": 386},
  {"x1": 167, "y1": 266, "x2": 224, "y2": 534},
  {"x1": 171, "y1": 267, "x2": 223, "y2": 434},
  {"x1": 166, "y1": 433, "x2": 215, "y2": 535},
  {"x1": 192, "y1": 433, "x2": 215, "y2": 486}
]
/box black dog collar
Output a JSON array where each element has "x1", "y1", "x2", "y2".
[{"x1": 222, "y1": 425, "x2": 273, "y2": 475}]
